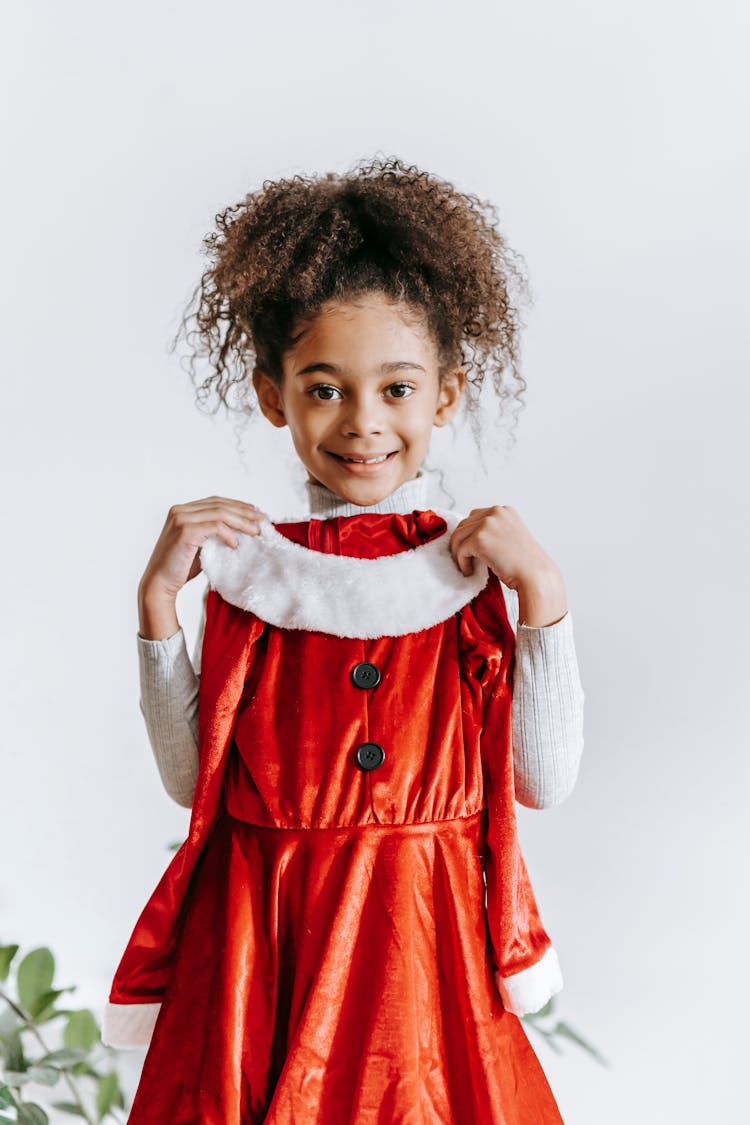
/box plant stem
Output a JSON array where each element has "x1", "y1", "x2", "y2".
[{"x1": 0, "y1": 987, "x2": 96, "y2": 1125}]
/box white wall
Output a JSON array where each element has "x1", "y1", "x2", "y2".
[{"x1": 1, "y1": 1, "x2": 748, "y2": 1120}]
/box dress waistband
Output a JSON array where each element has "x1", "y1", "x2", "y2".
[{"x1": 222, "y1": 806, "x2": 485, "y2": 837}]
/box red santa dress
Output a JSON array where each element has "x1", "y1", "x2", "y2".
[{"x1": 103, "y1": 507, "x2": 565, "y2": 1123}]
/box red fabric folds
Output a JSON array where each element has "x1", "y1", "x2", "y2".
[
  {"x1": 111, "y1": 511, "x2": 564, "y2": 1123},
  {"x1": 275, "y1": 508, "x2": 448, "y2": 557}
]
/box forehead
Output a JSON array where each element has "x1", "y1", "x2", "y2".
[{"x1": 286, "y1": 295, "x2": 436, "y2": 365}]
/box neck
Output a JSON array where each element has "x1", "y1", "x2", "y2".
[{"x1": 305, "y1": 472, "x2": 430, "y2": 518}]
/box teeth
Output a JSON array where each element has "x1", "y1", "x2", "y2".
[{"x1": 343, "y1": 454, "x2": 389, "y2": 464}]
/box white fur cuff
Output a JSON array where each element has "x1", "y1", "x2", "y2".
[
  {"x1": 101, "y1": 1001, "x2": 161, "y2": 1048},
  {"x1": 495, "y1": 946, "x2": 564, "y2": 1017}
]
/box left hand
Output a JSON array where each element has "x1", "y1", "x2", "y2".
[{"x1": 449, "y1": 506, "x2": 567, "y2": 626}]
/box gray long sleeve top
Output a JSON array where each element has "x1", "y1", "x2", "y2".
[{"x1": 137, "y1": 474, "x2": 585, "y2": 811}]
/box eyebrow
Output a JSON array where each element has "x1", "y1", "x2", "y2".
[{"x1": 294, "y1": 361, "x2": 427, "y2": 377}]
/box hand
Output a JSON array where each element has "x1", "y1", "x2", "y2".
[
  {"x1": 449, "y1": 505, "x2": 567, "y2": 627},
  {"x1": 137, "y1": 496, "x2": 265, "y2": 639}
]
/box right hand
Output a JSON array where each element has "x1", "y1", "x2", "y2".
[{"x1": 137, "y1": 497, "x2": 265, "y2": 637}]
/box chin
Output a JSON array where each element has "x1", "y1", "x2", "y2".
[
  {"x1": 342, "y1": 481, "x2": 401, "y2": 505},
  {"x1": 339, "y1": 486, "x2": 392, "y2": 504}
]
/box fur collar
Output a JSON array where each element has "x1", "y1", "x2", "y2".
[{"x1": 199, "y1": 507, "x2": 488, "y2": 639}]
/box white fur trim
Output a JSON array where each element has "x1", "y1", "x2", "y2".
[
  {"x1": 200, "y1": 507, "x2": 488, "y2": 639},
  {"x1": 101, "y1": 1001, "x2": 161, "y2": 1048},
  {"x1": 495, "y1": 946, "x2": 564, "y2": 1017}
]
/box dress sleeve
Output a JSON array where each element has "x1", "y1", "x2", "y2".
[
  {"x1": 500, "y1": 583, "x2": 585, "y2": 809},
  {"x1": 136, "y1": 588, "x2": 209, "y2": 809},
  {"x1": 463, "y1": 573, "x2": 564, "y2": 1015}
]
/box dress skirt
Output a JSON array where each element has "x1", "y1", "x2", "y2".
[{"x1": 126, "y1": 807, "x2": 564, "y2": 1124}]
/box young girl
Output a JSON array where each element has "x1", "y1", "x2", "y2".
[{"x1": 104, "y1": 155, "x2": 585, "y2": 1123}]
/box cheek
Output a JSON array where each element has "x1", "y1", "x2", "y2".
[
  {"x1": 291, "y1": 404, "x2": 329, "y2": 444},
  {"x1": 405, "y1": 399, "x2": 441, "y2": 434}
]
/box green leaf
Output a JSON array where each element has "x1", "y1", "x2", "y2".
[
  {"x1": 533, "y1": 998, "x2": 556, "y2": 1019},
  {"x1": 16, "y1": 1104, "x2": 50, "y2": 1125},
  {"x1": 2, "y1": 1071, "x2": 32, "y2": 1086},
  {"x1": 46, "y1": 1007, "x2": 78, "y2": 1022},
  {"x1": 0, "y1": 1086, "x2": 15, "y2": 1110},
  {"x1": 96, "y1": 1071, "x2": 122, "y2": 1121},
  {"x1": 29, "y1": 987, "x2": 74, "y2": 1022},
  {"x1": 0, "y1": 947, "x2": 19, "y2": 984},
  {"x1": 0, "y1": 1009, "x2": 20, "y2": 1044},
  {"x1": 553, "y1": 1021, "x2": 609, "y2": 1065},
  {"x1": 38, "y1": 1048, "x2": 89, "y2": 1067},
  {"x1": 16, "y1": 950, "x2": 55, "y2": 1015},
  {"x1": 522, "y1": 996, "x2": 556, "y2": 1023},
  {"x1": 70, "y1": 1060, "x2": 98, "y2": 1078},
  {"x1": 52, "y1": 1104, "x2": 88, "y2": 1119},
  {"x1": 26, "y1": 1065, "x2": 61, "y2": 1088},
  {"x1": 166, "y1": 839, "x2": 184, "y2": 852},
  {"x1": 3, "y1": 1028, "x2": 25, "y2": 1071},
  {"x1": 63, "y1": 1010, "x2": 99, "y2": 1052}
]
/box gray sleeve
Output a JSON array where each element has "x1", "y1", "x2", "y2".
[
  {"x1": 501, "y1": 584, "x2": 585, "y2": 810},
  {"x1": 137, "y1": 628, "x2": 200, "y2": 809}
]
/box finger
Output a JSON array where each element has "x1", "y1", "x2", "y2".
[
  {"x1": 448, "y1": 527, "x2": 476, "y2": 576},
  {"x1": 203, "y1": 521, "x2": 241, "y2": 550},
  {"x1": 454, "y1": 541, "x2": 476, "y2": 576},
  {"x1": 177, "y1": 497, "x2": 263, "y2": 518},
  {"x1": 449, "y1": 522, "x2": 479, "y2": 568},
  {"x1": 175, "y1": 506, "x2": 266, "y2": 532},
  {"x1": 224, "y1": 513, "x2": 266, "y2": 536}
]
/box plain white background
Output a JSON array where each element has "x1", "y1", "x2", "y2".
[{"x1": 1, "y1": 1, "x2": 748, "y2": 1121}]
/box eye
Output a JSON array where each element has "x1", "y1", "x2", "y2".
[
  {"x1": 308, "y1": 384, "x2": 343, "y2": 401},
  {"x1": 386, "y1": 382, "x2": 415, "y2": 399}
]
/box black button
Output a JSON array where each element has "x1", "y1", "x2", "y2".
[
  {"x1": 355, "y1": 742, "x2": 385, "y2": 771},
  {"x1": 351, "y1": 662, "x2": 381, "y2": 689}
]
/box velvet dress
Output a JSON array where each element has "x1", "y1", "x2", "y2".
[{"x1": 104, "y1": 508, "x2": 565, "y2": 1123}]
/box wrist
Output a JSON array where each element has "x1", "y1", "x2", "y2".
[
  {"x1": 515, "y1": 565, "x2": 567, "y2": 628},
  {"x1": 138, "y1": 578, "x2": 180, "y2": 641}
]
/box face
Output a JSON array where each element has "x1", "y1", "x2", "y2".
[{"x1": 252, "y1": 291, "x2": 465, "y2": 506}]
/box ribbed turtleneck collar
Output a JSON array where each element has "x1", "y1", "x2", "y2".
[{"x1": 304, "y1": 471, "x2": 430, "y2": 518}]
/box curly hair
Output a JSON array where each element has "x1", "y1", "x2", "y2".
[{"x1": 172, "y1": 154, "x2": 534, "y2": 451}]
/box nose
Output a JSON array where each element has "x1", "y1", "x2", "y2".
[{"x1": 339, "y1": 391, "x2": 385, "y2": 437}]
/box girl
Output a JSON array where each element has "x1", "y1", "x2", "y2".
[{"x1": 105, "y1": 156, "x2": 585, "y2": 1123}]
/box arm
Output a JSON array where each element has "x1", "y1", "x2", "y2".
[
  {"x1": 136, "y1": 586, "x2": 207, "y2": 808},
  {"x1": 137, "y1": 627, "x2": 200, "y2": 808},
  {"x1": 502, "y1": 585, "x2": 585, "y2": 810},
  {"x1": 449, "y1": 505, "x2": 585, "y2": 812},
  {"x1": 134, "y1": 497, "x2": 264, "y2": 807}
]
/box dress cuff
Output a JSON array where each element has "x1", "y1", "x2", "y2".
[
  {"x1": 101, "y1": 1001, "x2": 161, "y2": 1049},
  {"x1": 494, "y1": 946, "x2": 564, "y2": 1017}
]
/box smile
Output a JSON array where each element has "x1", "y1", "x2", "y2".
[
  {"x1": 326, "y1": 450, "x2": 399, "y2": 475},
  {"x1": 328, "y1": 451, "x2": 398, "y2": 465}
]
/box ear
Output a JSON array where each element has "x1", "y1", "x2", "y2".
[
  {"x1": 433, "y1": 369, "x2": 466, "y2": 428},
  {"x1": 252, "y1": 368, "x2": 287, "y2": 429}
]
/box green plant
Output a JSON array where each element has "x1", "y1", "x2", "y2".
[
  {"x1": 522, "y1": 994, "x2": 609, "y2": 1066},
  {"x1": 0, "y1": 944, "x2": 128, "y2": 1124}
]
